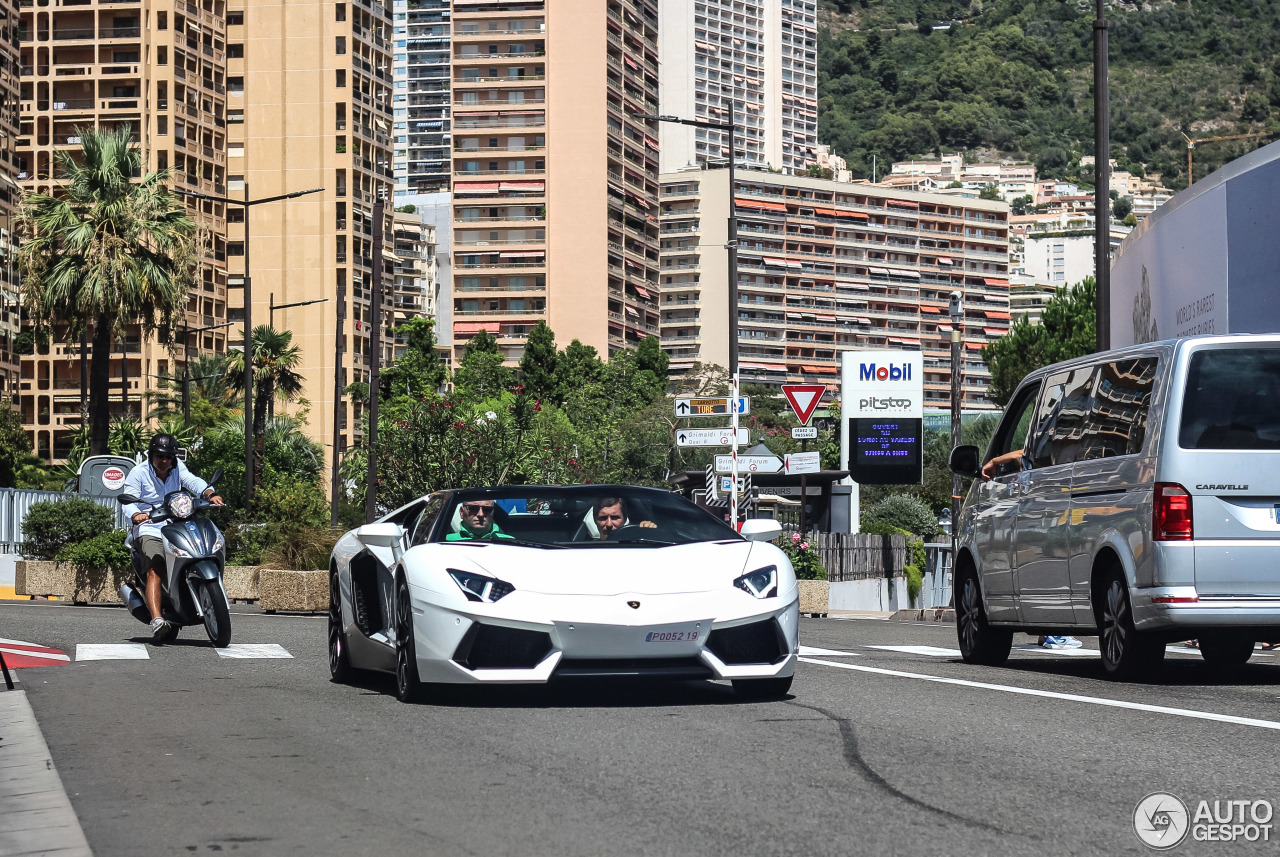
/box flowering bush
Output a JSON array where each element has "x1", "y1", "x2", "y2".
[{"x1": 778, "y1": 531, "x2": 827, "y2": 580}]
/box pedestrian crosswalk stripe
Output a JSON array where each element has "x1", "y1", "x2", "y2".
[
  {"x1": 76, "y1": 644, "x2": 150, "y2": 661},
  {"x1": 1012, "y1": 643, "x2": 1097, "y2": 657},
  {"x1": 866, "y1": 645, "x2": 962, "y2": 657},
  {"x1": 798, "y1": 645, "x2": 861, "y2": 657},
  {"x1": 214, "y1": 643, "x2": 293, "y2": 659}
]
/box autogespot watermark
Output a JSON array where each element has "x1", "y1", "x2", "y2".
[{"x1": 1134, "y1": 792, "x2": 1275, "y2": 849}]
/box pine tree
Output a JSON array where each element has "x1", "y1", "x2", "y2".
[{"x1": 518, "y1": 321, "x2": 558, "y2": 400}]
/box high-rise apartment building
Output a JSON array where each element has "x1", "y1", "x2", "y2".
[
  {"x1": 659, "y1": 167, "x2": 1012, "y2": 410},
  {"x1": 18, "y1": 0, "x2": 229, "y2": 460},
  {"x1": 392, "y1": 0, "x2": 449, "y2": 199},
  {"x1": 450, "y1": 0, "x2": 660, "y2": 363},
  {"x1": 0, "y1": 2, "x2": 21, "y2": 406},
  {"x1": 657, "y1": 0, "x2": 817, "y2": 175},
  {"x1": 225, "y1": 0, "x2": 394, "y2": 470},
  {"x1": 391, "y1": 208, "x2": 437, "y2": 358}
]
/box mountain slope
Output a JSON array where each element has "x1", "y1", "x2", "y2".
[{"x1": 817, "y1": 0, "x2": 1280, "y2": 188}]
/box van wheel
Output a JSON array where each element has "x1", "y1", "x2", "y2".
[
  {"x1": 1096, "y1": 570, "x2": 1163, "y2": 680},
  {"x1": 1198, "y1": 634, "x2": 1253, "y2": 669},
  {"x1": 955, "y1": 570, "x2": 1012, "y2": 666}
]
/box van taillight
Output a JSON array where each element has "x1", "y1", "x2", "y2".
[{"x1": 1153, "y1": 483, "x2": 1193, "y2": 541}]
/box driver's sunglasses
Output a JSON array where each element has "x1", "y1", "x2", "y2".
[
  {"x1": 462, "y1": 504, "x2": 493, "y2": 516},
  {"x1": 152, "y1": 453, "x2": 175, "y2": 461}
]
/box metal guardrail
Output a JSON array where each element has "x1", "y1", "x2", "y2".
[{"x1": 0, "y1": 488, "x2": 128, "y2": 552}]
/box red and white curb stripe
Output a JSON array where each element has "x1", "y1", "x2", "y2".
[{"x1": 0, "y1": 636, "x2": 71, "y2": 668}]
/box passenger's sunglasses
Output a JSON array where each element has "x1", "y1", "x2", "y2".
[{"x1": 461, "y1": 504, "x2": 494, "y2": 516}]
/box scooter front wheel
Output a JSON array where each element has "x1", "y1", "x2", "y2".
[{"x1": 198, "y1": 580, "x2": 232, "y2": 648}]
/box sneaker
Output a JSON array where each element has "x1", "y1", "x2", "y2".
[
  {"x1": 1061, "y1": 637, "x2": 1084, "y2": 648},
  {"x1": 149, "y1": 617, "x2": 172, "y2": 641},
  {"x1": 1043, "y1": 636, "x2": 1069, "y2": 649}
]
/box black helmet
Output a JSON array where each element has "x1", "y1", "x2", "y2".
[{"x1": 147, "y1": 433, "x2": 179, "y2": 459}]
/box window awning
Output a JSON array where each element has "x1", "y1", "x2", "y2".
[
  {"x1": 835, "y1": 209, "x2": 870, "y2": 219},
  {"x1": 835, "y1": 281, "x2": 870, "y2": 290},
  {"x1": 888, "y1": 199, "x2": 920, "y2": 208},
  {"x1": 623, "y1": 55, "x2": 639, "y2": 70},
  {"x1": 983, "y1": 327, "x2": 1005, "y2": 336},
  {"x1": 887, "y1": 268, "x2": 921, "y2": 279},
  {"x1": 741, "y1": 362, "x2": 784, "y2": 371},
  {"x1": 866, "y1": 266, "x2": 890, "y2": 276},
  {"x1": 499, "y1": 180, "x2": 544, "y2": 192},
  {"x1": 633, "y1": 285, "x2": 651, "y2": 299},
  {"x1": 937, "y1": 323, "x2": 953, "y2": 331},
  {"x1": 800, "y1": 365, "x2": 838, "y2": 374},
  {"x1": 966, "y1": 342, "x2": 983, "y2": 350},
  {"x1": 921, "y1": 305, "x2": 942, "y2": 313},
  {"x1": 501, "y1": 251, "x2": 545, "y2": 259},
  {"x1": 983, "y1": 310, "x2": 1011, "y2": 320},
  {"x1": 889, "y1": 337, "x2": 921, "y2": 345},
  {"x1": 668, "y1": 362, "x2": 695, "y2": 370},
  {"x1": 937, "y1": 256, "x2": 954, "y2": 265},
  {"x1": 764, "y1": 257, "x2": 789, "y2": 267},
  {"x1": 454, "y1": 322, "x2": 500, "y2": 334},
  {"x1": 735, "y1": 197, "x2": 788, "y2": 213},
  {"x1": 624, "y1": 305, "x2": 639, "y2": 317},
  {"x1": 814, "y1": 206, "x2": 838, "y2": 216},
  {"x1": 785, "y1": 312, "x2": 803, "y2": 320},
  {"x1": 816, "y1": 314, "x2": 836, "y2": 322},
  {"x1": 856, "y1": 317, "x2": 872, "y2": 324},
  {"x1": 984, "y1": 277, "x2": 1010, "y2": 286},
  {"x1": 455, "y1": 181, "x2": 500, "y2": 194}
]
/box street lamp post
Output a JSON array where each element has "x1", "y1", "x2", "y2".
[
  {"x1": 267, "y1": 295, "x2": 328, "y2": 421},
  {"x1": 175, "y1": 185, "x2": 323, "y2": 504},
  {"x1": 948, "y1": 291, "x2": 964, "y2": 564},
  {"x1": 1093, "y1": 0, "x2": 1110, "y2": 352},
  {"x1": 179, "y1": 319, "x2": 234, "y2": 427},
  {"x1": 634, "y1": 109, "x2": 742, "y2": 526}
]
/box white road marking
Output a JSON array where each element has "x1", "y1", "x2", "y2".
[
  {"x1": 1012, "y1": 644, "x2": 1098, "y2": 657},
  {"x1": 214, "y1": 643, "x2": 293, "y2": 659},
  {"x1": 865, "y1": 645, "x2": 962, "y2": 657},
  {"x1": 798, "y1": 645, "x2": 861, "y2": 657},
  {"x1": 76, "y1": 644, "x2": 150, "y2": 661},
  {"x1": 800, "y1": 657, "x2": 1280, "y2": 732},
  {"x1": 0, "y1": 645, "x2": 69, "y2": 662}
]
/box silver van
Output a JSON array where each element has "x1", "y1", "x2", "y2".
[{"x1": 948, "y1": 334, "x2": 1280, "y2": 679}]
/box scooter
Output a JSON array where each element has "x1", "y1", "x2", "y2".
[{"x1": 116, "y1": 468, "x2": 232, "y2": 647}]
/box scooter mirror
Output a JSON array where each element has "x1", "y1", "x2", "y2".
[
  {"x1": 207, "y1": 467, "x2": 223, "y2": 487},
  {"x1": 117, "y1": 493, "x2": 141, "y2": 505}
]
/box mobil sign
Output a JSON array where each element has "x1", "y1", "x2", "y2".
[
  {"x1": 841, "y1": 350, "x2": 923, "y2": 419},
  {"x1": 839, "y1": 350, "x2": 925, "y2": 485}
]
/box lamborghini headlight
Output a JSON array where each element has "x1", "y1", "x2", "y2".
[
  {"x1": 448, "y1": 569, "x2": 515, "y2": 603},
  {"x1": 167, "y1": 493, "x2": 194, "y2": 520},
  {"x1": 734, "y1": 565, "x2": 778, "y2": 599}
]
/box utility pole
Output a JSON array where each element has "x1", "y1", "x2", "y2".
[
  {"x1": 365, "y1": 195, "x2": 385, "y2": 523},
  {"x1": 949, "y1": 291, "x2": 964, "y2": 562}
]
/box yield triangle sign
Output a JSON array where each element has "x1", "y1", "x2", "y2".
[{"x1": 782, "y1": 384, "x2": 826, "y2": 425}]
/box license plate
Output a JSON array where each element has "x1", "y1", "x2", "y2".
[{"x1": 645, "y1": 630, "x2": 699, "y2": 643}]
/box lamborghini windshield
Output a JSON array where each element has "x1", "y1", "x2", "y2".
[{"x1": 434, "y1": 486, "x2": 739, "y2": 547}]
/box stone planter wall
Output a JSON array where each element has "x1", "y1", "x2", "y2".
[{"x1": 14, "y1": 561, "x2": 325, "y2": 612}]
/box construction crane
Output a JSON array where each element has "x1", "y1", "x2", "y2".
[{"x1": 1181, "y1": 131, "x2": 1275, "y2": 185}]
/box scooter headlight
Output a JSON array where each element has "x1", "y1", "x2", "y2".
[
  {"x1": 734, "y1": 565, "x2": 778, "y2": 599},
  {"x1": 168, "y1": 493, "x2": 194, "y2": 519},
  {"x1": 447, "y1": 569, "x2": 514, "y2": 603},
  {"x1": 211, "y1": 533, "x2": 224, "y2": 554},
  {"x1": 168, "y1": 543, "x2": 192, "y2": 558}
]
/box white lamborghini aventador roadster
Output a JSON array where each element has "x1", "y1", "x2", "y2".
[{"x1": 327, "y1": 485, "x2": 799, "y2": 702}]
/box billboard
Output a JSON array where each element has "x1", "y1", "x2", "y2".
[
  {"x1": 839, "y1": 350, "x2": 924, "y2": 485},
  {"x1": 1111, "y1": 139, "x2": 1280, "y2": 347}
]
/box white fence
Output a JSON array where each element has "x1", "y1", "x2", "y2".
[
  {"x1": 825, "y1": 541, "x2": 953, "y2": 612},
  {"x1": 0, "y1": 488, "x2": 128, "y2": 555}
]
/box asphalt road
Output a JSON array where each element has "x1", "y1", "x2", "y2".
[{"x1": 3, "y1": 600, "x2": 1280, "y2": 856}]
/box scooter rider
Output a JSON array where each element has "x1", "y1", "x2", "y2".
[{"x1": 121, "y1": 434, "x2": 225, "y2": 639}]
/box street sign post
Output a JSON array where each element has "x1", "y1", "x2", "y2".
[
  {"x1": 791, "y1": 426, "x2": 817, "y2": 440},
  {"x1": 675, "y1": 427, "x2": 750, "y2": 447},
  {"x1": 784, "y1": 451, "x2": 821, "y2": 475},
  {"x1": 675, "y1": 397, "x2": 750, "y2": 418},
  {"x1": 781, "y1": 384, "x2": 826, "y2": 425},
  {"x1": 714, "y1": 454, "x2": 782, "y2": 474}
]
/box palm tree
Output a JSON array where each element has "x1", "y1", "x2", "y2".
[
  {"x1": 147, "y1": 353, "x2": 242, "y2": 424},
  {"x1": 18, "y1": 125, "x2": 198, "y2": 455},
  {"x1": 225, "y1": 325, "x2": 305, "y2": 488}
]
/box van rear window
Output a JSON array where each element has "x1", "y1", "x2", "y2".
[{"x1": 1180, "y1": 348, "x2": 1280, "y2": 449}]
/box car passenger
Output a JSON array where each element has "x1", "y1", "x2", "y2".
[{"x1": 446, "y1": 500, "x2": 514, "y2": 541}]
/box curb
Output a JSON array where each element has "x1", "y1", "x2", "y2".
[{"x1": 890, "y1": 607, "x2": 955, "y2": 623}]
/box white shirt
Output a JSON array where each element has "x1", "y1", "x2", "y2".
[{"x1": 121, "y1": 459, "x2": 210, "y2": 546}]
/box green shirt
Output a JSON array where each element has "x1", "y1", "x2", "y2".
[{"x1": 445, "y1": 522, "x2": 514, "y2": 541}]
